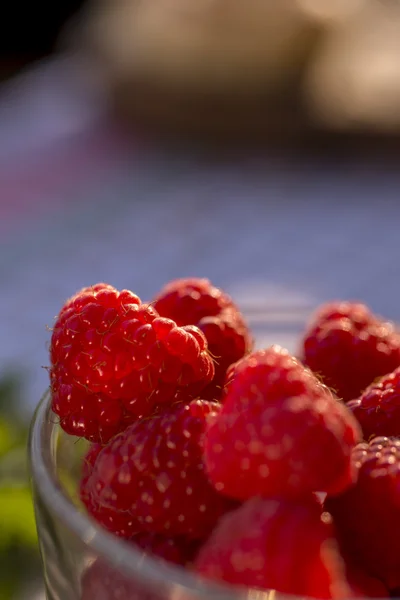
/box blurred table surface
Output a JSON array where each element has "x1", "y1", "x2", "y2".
[{"x1": 1, "y1": 56, "x2": 400, "y2": 417}]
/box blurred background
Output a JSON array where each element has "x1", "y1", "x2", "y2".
[{"x1": 2, "y1": 0, "x2": 400, "y2": 597}]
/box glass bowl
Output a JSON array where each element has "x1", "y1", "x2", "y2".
[{"x1": 28, "y1": 309, "x2": 308, "y2": 600}]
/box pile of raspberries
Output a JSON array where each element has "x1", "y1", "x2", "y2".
[{"x1": 48, "y1": 279, "x2": 400, "y2": 600}]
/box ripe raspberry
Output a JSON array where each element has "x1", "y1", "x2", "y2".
[
  {"x1": 326, "y1": 437, "x2": 400, "y2": 589},
  {"x1": 204, "y1": 346, "x2": 361, "y2": 501},
  {"x1": 302, "y1": 301, "x2": 400, "y2": 402},
  {"x1": 81, "y1": 560, "x2": 157, "y2": 600},
  {"x1": 81, "y1": 560, "x2": 160, "y2": 600},
  {"x1": 81, "y1": 533, "x2": 199, "y2": 600},
  {"x1": 195, "y1": 496, "x2": 350, "y2": 599},
  {"x1": 130, "y1": 531, "x2": 201, "y2": 566},
  {"x1": 345, "y1": 563, "x2": 388, "y2": 598},
  {"x1": 153, "y1": 278, "x2": 253, "y2": 399},
  {"x1": 81, "y1": 443, "x2": 102, "y2": 487},
  {"x1": 200, "y1": 308, "x2": 253, "y2": 400},
  {"x1": 51, "y1": 374, "x2": 136, "y2": 444},
  {"x1": 50, "y1": 284, "x2": 214, "y2": 443},
  {"x1": 81, "y1": 400, "x2": 237, "y2": 539},
  {"x1": 80, "y1": 444, "x2": 140, "y2": 537},
  {"x1": 83, "y1": 495, "x2": 140, "y2": 539},
  {"x1": 153, "y1": 278, "x2": 235, "y2": 325},
  {"x1": 224, "y1": 344, "x2": 328, "y2": 401},
  {"x1": 347, "y1": 367, "x2": 400, "y2": 440}
]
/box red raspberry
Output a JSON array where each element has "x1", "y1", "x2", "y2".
[
  {"x1": 224, "y1": 344, "x2": 328, "y2": 401},
  {"x1": 195, "y1": 496, "x2": 350, "y2": 599},
  {"x1": 81, "y1": 533, "x2": 199, "y2": 600},
  {"x1": 83, "y1": 495, "x2": 140, "y2": 539},
  {"x1": 204, "y1": 346, "x2": 361, "y2": 501},
  {"x1": 130, "y1": 531, "x2": 201, "y2": 566},
  {"x1": 81, "y1": 400, "x2": 237, "y2": 539},
  {"x1": 347, "y1": 367, "x2": 400, "y2": 440},
  {"x1": 345, "y1": 564, "x2": 388, "y2": 598},
  {"x1": 153, "y1": 278, "x2": 235, "y2": 324},
  {"x1": 50, "y1": 284, "x2": 214, "y2": 443},
  {"x1": 302, "y1": 301, "x2": 400, "y2": 402},
  {"x1": 80, "y1": 444, "x2": 140, "y2": 537},
  {"x1": 153, "y1": 278, "x2": 253, "y2": 399},
  {"x1": 81, "y1": 443, "x2": 102, "y2": 487},
  {"x1": 326, "y1": 437, "x2": 400, "y2": 589},
  {"x1": 81, "y1": 560, "x2": 159, "y2": 600},
  {"x1": 200, "y1": 308, "x2": 253, "y2": 400},
  {"x1": 51, "y1": 375, "x2": 136, "y2": 444},
  {"x1": 57, "y1": 282, "x2": 116, "y2": 318}
]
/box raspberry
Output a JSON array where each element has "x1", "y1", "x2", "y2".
[
  {"x1": 200, "y1": 308, "x2": 253, "y2": 399},
  {"x1": 153, "y1": 278, "x2": 235, "y2": 325},
  {"x1": 153, "y1": 278, "x2": 253, "y2": 400},
  {"x1": 195, "y1": 496, "x2": 350, "y2": 599},
  {"x1": 81, "y1": 560, "x2": 160, "y2": 600},
  {"x1": 326, "y1": 437, "x2": 400, "y2": 589},
  {"x1": 347, "y1": 367, "x2": 400, "y2": 440},
  {"x1": 80, "y1": 444, "x2": 140, "y2": 537},
  {"x1": 51, "y1": 374, "x2": 136, "y2": 444},
  {"x1": 130, "y1": 531, "x2": 201, "y2": 566},
  {"x1": 204, "y1": 346, "x2": 361, "y2": 500},
  {"x1": 50, "y1": 284, "x2": 214, "y2": 442},
  {"x1": 302, "y1": 301, "x2": 400, "y2": 402},
  {"x1": 81, "y1": 443, "x2": 102, "y2": 488},
  {"x1": 85, "y1": 499, "x2": 140, "y2": 538},
  {"x1": 224, "y1": 344, "x2": 328, "y2": 401},
  {"x1": 81, "y1": 533, "x2": 199, "y2": 600},
  {"x1": 345, "y1": 563, "x2": 388, "y2": 598},
  {"x1": 81, "y1": 400, "x2": 237, "y2": 539}
]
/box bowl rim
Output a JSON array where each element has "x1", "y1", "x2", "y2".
[{"x1": 28, "y1": 389, "x2": 256, "y2": 600}]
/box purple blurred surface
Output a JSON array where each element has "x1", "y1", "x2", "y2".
[{"x1": 1, "y1": 57, "x2": 400, "y2": 414}]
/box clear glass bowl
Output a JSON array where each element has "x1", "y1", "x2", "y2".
[{"x1": 28, "y1": 310, "x2": 308, "y2": 600}]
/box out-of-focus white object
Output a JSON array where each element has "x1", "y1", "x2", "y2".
[
  {"x1": 81, "y1": 0, "x2": 317, "y2": 92},
  {"x1": 297, "y1": 0, "x2": 366, "y2": 24},
  {"x1": 305, "y1": 1, "x2": 400, "y2": 130}
]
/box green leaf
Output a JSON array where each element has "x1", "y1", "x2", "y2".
[
  {"x1": 0, "y1": 577, "x2": 17, "y2": 600},
  {"x1": 0, "y1": 372, "x2": 42, "y2": 599},
  {"x1": 0, "y1": 486, "x2": 38, "y2": 550},
  {"x1": 0, "y1": 419, "x2": 15, "y2": 458},
  {"x1": 0, "y1": 445, "x2": 29, "y2": 485},
  {"x1": 0, "y1": 373, "x2": 23, "y2": 421},
  {"x1": 0, "y1": 543, "x2": 42, "y2": 600}
]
